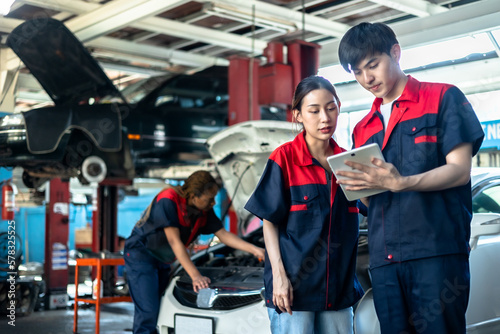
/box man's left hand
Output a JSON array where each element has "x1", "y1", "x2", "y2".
[{"x1": 336, "y1": 157, "x2": 405, "y2": 192}]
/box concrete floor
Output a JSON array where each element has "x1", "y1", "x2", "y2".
[{"x1": 0, "y1": 301, "x2": 134, "y2": 334}]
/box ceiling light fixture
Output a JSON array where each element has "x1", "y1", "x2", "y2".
[
  {"x1": 203, "y1": 0, "x2": 348, "y2": 38},
  {"x1": 204, "y1": 3, "x2": 296, "y2": 33}
]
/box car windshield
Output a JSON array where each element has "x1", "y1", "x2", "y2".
[{"x1": 152, "y1": 76, "x2": 228, "y2": 109}]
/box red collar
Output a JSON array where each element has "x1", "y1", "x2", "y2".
[{"x1": 291, "y1": 131, "x2": 344, "y2": 166}]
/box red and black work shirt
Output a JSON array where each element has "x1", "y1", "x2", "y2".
[
  {"x1": 352, "y1": 76, "x2": 484, "y2": 269},
  {"x1": 125, "y1": 188, "x2": 223, "y2": 256},
  {"x1": 245, "y1": 132, "x2": 364, "y2": 311}
]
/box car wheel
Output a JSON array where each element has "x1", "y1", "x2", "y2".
[{"x1": 81, "y1": 155, "x2": 107, "y2": 184}]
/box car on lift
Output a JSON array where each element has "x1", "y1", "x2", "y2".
[
  {"x1": 156, "y1": 120, "x2": 500, "y2": 334},
  {"x1": 0, "y1": 18, "x2": 229, "y2": 188}
]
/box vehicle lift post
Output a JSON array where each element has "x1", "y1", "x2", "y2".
[
  {"x1": 92, "y1": 183, "x2": 116, "y2": 295},
  {"x1": 91, "y1": 180, "x2": 131, "y2": 294},
  {"x1": 44, "y1": 178, "x2": 70, "y2": 309},
  {"x1": 72, "y1": 180, "x2": 132, "y2": 334}
]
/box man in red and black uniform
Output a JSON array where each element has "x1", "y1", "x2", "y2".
[{"x1": 337, "y1": 22, "x2": 484, "y2": 334}]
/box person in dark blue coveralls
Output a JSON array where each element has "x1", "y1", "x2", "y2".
[
  {"x1": 337, "y1": 22, "x2": 485, "y2": 334},
  {"x1": 245, "y1": 76, "x2": 364, "y2": 334},
  {"x1": 124, "y1": 170, "x2": 265, "y2": 334}
]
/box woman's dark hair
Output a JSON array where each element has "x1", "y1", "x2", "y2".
[
  {"x1": 135, "y1": 171, "x2": 219, "y2": 228},
  {"x1": 291, "y1": 75, "x2": 340, "y2": 112},
  {"x1": 338, "y1": 22, "x2": 399, "y2": 73},
  {"x1": 179, "y1": 170, "x2": 219, "y2": 199}
]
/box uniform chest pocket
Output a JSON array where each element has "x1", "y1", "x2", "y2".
[
  {"x1": 401, "y1": 117, "x2": 440, "y2": 171},
  {"x1": 288, "y1": 187, "x2": 322, "y2": 232},
  {"x1": 402, "y1": 116, "x2": 438, "y2": 143}
]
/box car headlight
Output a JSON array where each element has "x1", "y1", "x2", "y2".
[{"x1": 0, "y1": 113, "x2": 25, "y2": 127}]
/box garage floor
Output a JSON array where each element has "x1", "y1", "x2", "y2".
[{"x1": 1, "y1": 302, "x2": 134, "y2": 333}]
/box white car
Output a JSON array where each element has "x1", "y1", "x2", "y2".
[
  {"x1": 156, "y1": 121, "x2": 500, "y2": 334},
  {"x1": 355, "y1": 168, "x2": 500, "y2": 334}
]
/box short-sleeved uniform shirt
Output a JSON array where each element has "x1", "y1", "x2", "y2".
[
  {"x1": 352, "y1": 76, "x2": 485, "y2": 269},
  {"x1": 125, "y1": 187, "x2": 223, "y2": 259},
  {"x1": 245, "y1": 132, "x2": 364, "y2": 311}
]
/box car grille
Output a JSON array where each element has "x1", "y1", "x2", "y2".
[{"x1": 173, "y1": 284, "x2": 263, "y2": 310}]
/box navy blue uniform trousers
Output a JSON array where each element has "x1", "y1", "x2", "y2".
[
  {"x1": 124, "y1": 247, "x2": 171, "y2": 334},
  {"x1": 371, "y1": 254, "x2": 470, "y2": 334}
]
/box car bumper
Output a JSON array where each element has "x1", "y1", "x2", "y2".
[{"x1": 157, "y1": 277, "x2": 271, "y2": 334}]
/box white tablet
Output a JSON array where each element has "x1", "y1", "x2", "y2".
[{"x1": 327, "y1": 143, "x2": 387, "y2": 201}]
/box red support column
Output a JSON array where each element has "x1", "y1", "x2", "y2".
[
  {"x1": 286, "y1": 40, "x2": 321, "y2": 91},
  {"x1": 228, "y1": 55, "x2": 260, "y2": 126},
  {"x1": 44, "y1": 178, "x2": 70, "y2": 308},
  {"x1": 259, "y1": 42, "x2": 293, "y2": 111}
]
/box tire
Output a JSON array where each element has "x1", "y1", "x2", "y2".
[{"x1": 81, "y1": 155, "x2": 107, "y2": 184}]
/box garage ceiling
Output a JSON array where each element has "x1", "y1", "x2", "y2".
[{"x1": 1, "y1": 0, "x2": 500, "y2": 111}]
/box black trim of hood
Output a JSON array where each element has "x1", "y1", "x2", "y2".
[{"x1": 7, "y1": 18, "x2": 121, "y2": 106}]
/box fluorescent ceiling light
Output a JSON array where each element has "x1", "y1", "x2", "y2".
[
  {"x1": 0, "y1": 0, "x2": 15, "y2": 15},
  {"x1": 318, "y1": 65, "x2": 353, "y2": 84},
  {"x1": 400, "y1": 32, "x2": 495, "y2": 70},
  {"x1": 204, "y1": 3, "x2": 296, "y2": 33}
]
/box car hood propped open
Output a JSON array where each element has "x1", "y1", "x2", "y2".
[
  {"x1": 206, "y1": 120, "x2": 295, "y2": 230},
  {"x1": 7, "y1": 18, "x2": 122, "y2": 106}
]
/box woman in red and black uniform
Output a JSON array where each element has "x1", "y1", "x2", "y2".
[
  {"x1": 124, "y1": 170, "x2": 265, "y2": 334},
  {"x1": 245, "y1": 76, "x2": 364, "y2": 334}
]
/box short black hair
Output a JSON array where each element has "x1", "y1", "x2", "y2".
[{"x1": 338, "y1": 22, "x2": 398, "y2": 73}]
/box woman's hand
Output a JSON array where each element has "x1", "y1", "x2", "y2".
[
  {"x1": 252, "y1": 246, "x2": 266, "y2": 261},
  {"x1": 263, "y1": 219, "x2": 293, "y2": 314},
  {"x1": 272, "y1": 271, "x2": 293, "y2": 315},
  {"x1": 165, "y1": 227, "x2": 210, "y2": 293},
  {"x1": 214, "y1": 228, "x2": 266, "y2": 261},
  {"x1": 191, "y1": 275, "x2": 211, "y2": 293}
]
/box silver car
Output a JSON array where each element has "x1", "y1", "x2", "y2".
[{"x1": 355, "y1": 168, "x2": 500, "y2": 334}]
